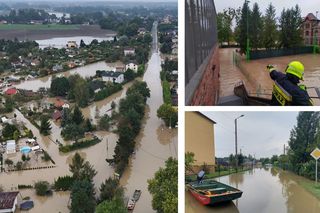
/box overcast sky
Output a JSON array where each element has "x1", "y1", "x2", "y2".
[
  {"x1": 215, "y1": 0, "x2": 319, "y2": 18},
  {"x1": 201, "y1": 111, "x2": 299, "y2": 159}
]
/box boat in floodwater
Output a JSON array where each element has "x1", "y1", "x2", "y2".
[
  {"x1": 127, "y1": 189, "x2": 142, "y2": 210},
  {"x1": 186, "y1": 179, "x2": 243, "y2": 205}
]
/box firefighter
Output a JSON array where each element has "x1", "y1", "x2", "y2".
[{"x1": 267, "y1": 61, "x2": 313, "y2": 106}]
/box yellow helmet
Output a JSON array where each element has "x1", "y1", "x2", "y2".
[{"x1": 285, "y1": 61, "x2": 304, "y2": 80}]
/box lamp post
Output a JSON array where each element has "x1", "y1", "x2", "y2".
[
  {"x1": 235, "y1": 115, "x2": 244, "y2": 172},
  {"x1": 246, "y1": 0, "x2": 250, "y2": 61}
]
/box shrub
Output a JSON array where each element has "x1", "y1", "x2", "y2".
[
  {"x1": 34, "y1": 181, "x2": 50, "y2": 196},
  {"x1": 59, "y1": 138, "x2": 101, "y2": 153},
  {"x1": 18, "y1": 185, "x2": 33, "y2": 189},
  {"x1": 162, "y1": 80, "x2": 171, "y2": 104}
]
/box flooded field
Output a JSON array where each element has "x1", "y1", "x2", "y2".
[
  {"x1": 36, "y1": 36, "x2": 113, "y2": 49},
  {"x1": 120, "y1": 22, "x2": 178, "y2": 213},
  {"x1": 186, "y1": 168, "x2": 320, "y2": 213},
  {"x1": 15, "y1": 60, "x2": 124, "y2": 91}
]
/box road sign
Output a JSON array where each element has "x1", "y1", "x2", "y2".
[
  {"x1": 311, "y1": 148, "x2": 320, "y2": 160},
  {"x1": 311, "y1": 147, "x2": 320, "y2": 183}
]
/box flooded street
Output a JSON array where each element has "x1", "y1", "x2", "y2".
[
  {"x1": 15, "y1": 60, "x2": 124, "y2": 91},
  {"x1": 120, "y1": 22, "x2": 178, "y2": 213},
  {"x1": 186, "y1": 168, "x2": 320, "y2": 213},
  {"x1": 219, "y1": 48, "x2": 253, "y2": 97}
]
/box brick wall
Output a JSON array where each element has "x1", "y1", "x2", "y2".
[{"x1": 190, "y1": 45, "x2": 220, "y2": 105}]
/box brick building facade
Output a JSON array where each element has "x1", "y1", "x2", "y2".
[{"x1": 302, "y1": 13, "x2": 320, "y2": 46}]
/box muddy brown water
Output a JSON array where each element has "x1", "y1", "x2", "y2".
[
  {"x1": 220, "y1": 48, "x2": 320, "y2": 104},
  {"x1": 120, "y1": 22, "x2": 178, "y2": 213},
  {"x1": 0, "y1": 21, "x2": 177, "y2": 212},
  {"x1": 15, "y1": 60, "x2": 124, "y2": 91},
  {"x1": 186, "y1": 168, "x2": 320, "y2": 213},
  {"x1": 219, "y1": 48, "x2": 254, "y2": 97}
]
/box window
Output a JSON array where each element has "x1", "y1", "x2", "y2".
[{"x1": 306, "y1": 31, "x2": 309, "y2": 36}]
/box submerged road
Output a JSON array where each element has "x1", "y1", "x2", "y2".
[
  {"x1": 186, "y1": 168, "x2": 320, "y2": 213},
  {"x1": 120, "y1": 21, "x2": 178, "y2": 212}
]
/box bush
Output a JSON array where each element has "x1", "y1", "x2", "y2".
[
  {"x1": 16, "y1": 161, "x2": 23, "y2": 170},
  {"x1": 59, "y1": 138, "x2": 101, "y2": 153},
  {"x1": 162, "y1": 80, "x2": 171, "y2": 104},
  {"x1": 18, "y1": 185, "x2": 33, "y2": 189},
  {"x1": 94, "y1": 83, "x2": 123, "y2": 101},
  {"x1": 34, "y1": 181, "x2": 50, "y2": 196},
  {"x1": 54, "y1": 176, "x2": 75, "y2": 191}
]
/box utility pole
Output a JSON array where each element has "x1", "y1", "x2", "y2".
[
  {"x1": 246, "y1": 0, "x2": 250, "y2": 61},
  {"x1": 235, "y1": 115, "x2": 244, "y2": 172}
]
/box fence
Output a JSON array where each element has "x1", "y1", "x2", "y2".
[
  {"x1": 185, "y1": 0, "x2": 217, "y2": 87},
  {"x1": 250, "y1": 46, "x2": 314, "y2": 60}
]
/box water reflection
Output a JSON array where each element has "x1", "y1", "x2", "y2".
[{"x1": 186, "y1": 168, "x2": 320, "y2": 213}]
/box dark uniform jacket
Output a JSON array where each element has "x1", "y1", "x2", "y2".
[{"x1": 270, "y1": 70, "x2": 311, "y2": 106}]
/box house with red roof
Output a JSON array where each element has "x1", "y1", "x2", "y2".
[
  {"x1": 5, "y1": 88, "x2": 17, "y2": 95},
  {"x1": 54, "y1": 99, "x2": 65, "y2": 109},
  {"x1": 0, "y1": 191, "x2": 19, "y2": 213}
]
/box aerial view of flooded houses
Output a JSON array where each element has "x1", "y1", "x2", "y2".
[{"x1": 0, "y1": 0, "x2": 178, "y2": 212}]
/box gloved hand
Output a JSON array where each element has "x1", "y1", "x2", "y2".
[
  {"x1": 299, "y1": 84, "x2": 307, "y2": 91},
  {"x1": 266, "y1": 64, "x2": 276, "y2": 72}
]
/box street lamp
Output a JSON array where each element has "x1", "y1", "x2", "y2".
[
  {"x1": 235, "y1": 115, "x2": 244, "y2": 172},
  {"x1": 246, "y1": 0, "x2": 250, "y2": 61}
]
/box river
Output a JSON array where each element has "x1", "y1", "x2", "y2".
[
  {"x1": 186, "y1": 168, "x2": 320, "y2": 213},
  {"x1": 120, "y1": 21, "x2": 178, "y2": 213}
]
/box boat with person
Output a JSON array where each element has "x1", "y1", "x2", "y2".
[
  {"x1": 127, "y1": 189, "x2": 142, "y2": 211},
  {"x1": 186, "y1": 179, "x2": 243, "y2": 205}
]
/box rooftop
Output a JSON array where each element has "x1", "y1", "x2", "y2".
[
  {"x1": 101, "y1": 71, "x2": 123, "y2": 78},
  {"x1": 0, "y1": 191, "x2": 19, "y2": 210}
]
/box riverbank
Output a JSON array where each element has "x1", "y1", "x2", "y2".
[{"x1": 0, "y1": 25, "x2": 116, "y2": 40}]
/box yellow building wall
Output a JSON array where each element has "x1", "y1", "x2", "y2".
[{"x1": 185, "y1": 112, "x2": 215, "y2": 169}]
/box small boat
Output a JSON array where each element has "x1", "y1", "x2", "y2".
[
  {"x1": 20, "y1": 200, "x2": 34, "y2": 210},
  {"x1": 127, "y1": 190, "x2": 142, "y2": 210},
  {"x1": 186, "y1": 179, "x2": 243, "y2": 205},
  {"x1": 234, "y1": 81, "x2": 271, "y2": 106}
]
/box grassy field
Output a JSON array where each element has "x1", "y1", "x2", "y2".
[{"x1": 0, "y1": 24, "x2": 80, "y2": 30}]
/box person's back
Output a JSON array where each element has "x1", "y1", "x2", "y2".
[
  {"x1": 267, "y1": 61, "x2": 312, "y2": 106},
  {"x1": 270, "y1": 71, "x2": 311, "y2": 106}
]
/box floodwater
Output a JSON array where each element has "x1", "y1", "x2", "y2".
[
  {"x1": 36, "y1": 36, "x2": 113, "y2": 49},
  {"x1": 120, "y1": 22, "x2": 178, "y2": 213},
  {"x1": 186, "y1": 168, "x2": 320, "y2": 213},
  {"x1": 219, "y1": 48, "x2": 253, "y2": 97},
  {"x1": 229, "y1": 52, "x2": 320, "y2": 105},
  {"x1": 15, "y1": 60, "x2": 124, "y2": 91}
]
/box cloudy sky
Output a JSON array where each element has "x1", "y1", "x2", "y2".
[
  {"x1": 201, "y1": 111, "x2": 299, "y2": 158},
  {"x1": 215, "y1": 0, "x2": 319, "y2": 18}
]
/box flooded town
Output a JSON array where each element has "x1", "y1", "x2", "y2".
[{"x1": 0, "y1": 0, "x2": 178, "y2": 212}]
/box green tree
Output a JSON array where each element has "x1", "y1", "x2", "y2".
[
  {"x1": 84, "y1": 118, "x2": 93, "y2": 132},
  {"x1": 13, "y1": 130, "x2": 20, "y2": 141},
  {"x1": 279, "y1": 5, "x2": 303, "y2": 48},
  {"x1": 217, "y1": 11, "x2": 232, "y2": 44},
  {"x1": 70, "y1": 180, "x2": 96, "y2": 213},
  {"x1": 98, "y1": 115, "x2": 111, "y2": 131},
  {"x1": 288, "y1": 112, "x2": 320, "y2": 174},
  {"x1": 26, "y1": 129, "x2": 34, "y2": 138},
  {"x1": 250, "y1": 3, "x2": 263, "y2": 49},
  {"x1": 124, "y1": 68, "x2": 135, "y2": 82},
  {"x1": 2, "y1": 124, "x2": 18, "y2": 139},
  {"x1": 96, "y1": 193, "x2": 126, "y2": 213},
  {"x1": 157, "y1": 104, "x2": 178, "y2": 127},
  {"x1": 40, "y1": 116, "x2": 51, "y2": 135},
  {"x1": 99, "y1": 178, "x2": 121, "y2": 202},
  {"x1": 263, "y1": 3, "x2": 278, "y2": 49},
  {"x1": 148, "y1": 157, "x2": 178, "y2": 213},
  {"x1": 236, "y1": 1, "x2": 251, "y2": 53},
  {"x1": 69, "y1": 152, "x2": 85, "y2": 180},
  {"x1": 73, "y1": 105, "x2": 84, "y2": 125},
  {"x1": 50, "y1": 77, "x2": 70, "y2": 96}
]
